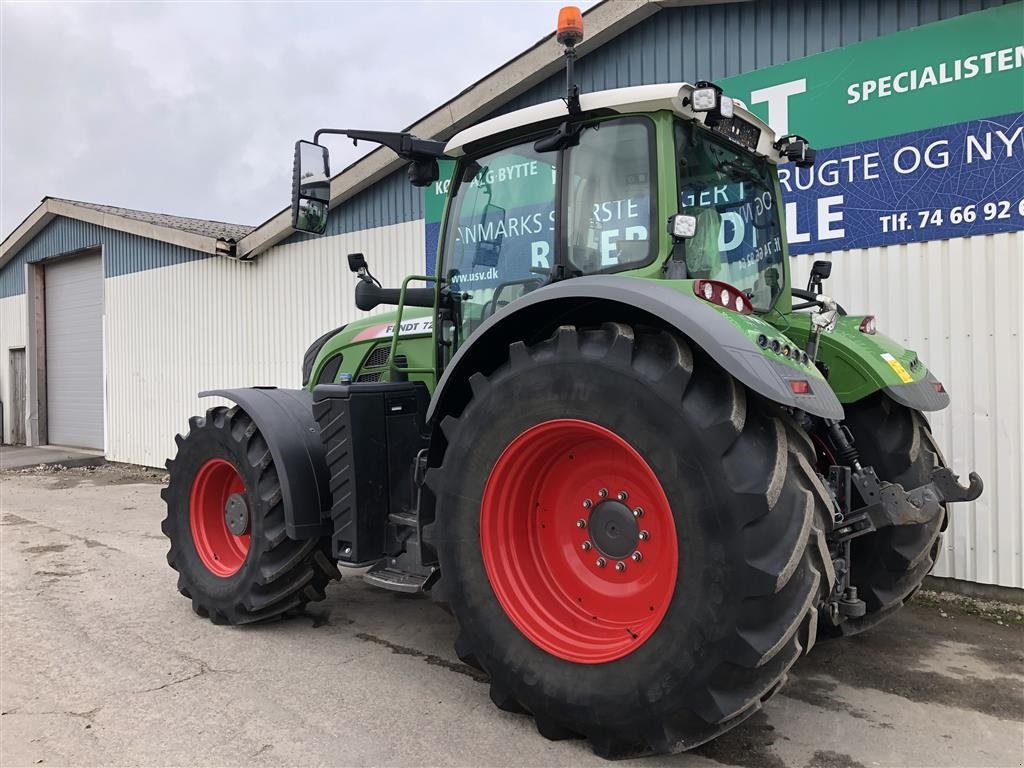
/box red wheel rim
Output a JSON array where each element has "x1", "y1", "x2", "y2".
[
  {"x1": 189, "y1": 458, "x2": 250, "y2": 577},
  {"x1": 480, "y1": 419, "x2": 677, "y2": 664}
]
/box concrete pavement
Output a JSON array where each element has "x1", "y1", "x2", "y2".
[
  {"x1": 0, "y1": 444, "x2": 105, "y2": 471},
  {"x1": 1, "y1": 466, "x2": 1021, "y2": 768}
]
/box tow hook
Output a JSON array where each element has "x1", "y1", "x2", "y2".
[
  {"x1": 825, "y1": 557, "x2": 867, "y2": 625},
  {"x1": 854, "y1": 466, "x2": 983, "y2": 529}
]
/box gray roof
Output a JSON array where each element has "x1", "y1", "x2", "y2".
[{"x1": 57, "y1": 198, "x2": 255, "y2": 242}]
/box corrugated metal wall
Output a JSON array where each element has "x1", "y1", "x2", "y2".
[
  {"x1": 0, "y1": 294, "x2": 28, "y2": 444},
  {"x1": 793, "y1": 232, "x2": 1024, "y2": 588},
  {"x1": 103, "y1": 220, "x2": 424, "y2": 467}
]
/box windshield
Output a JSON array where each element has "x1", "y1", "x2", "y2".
[
  {"x1": 675, "y1": 122, "x2": 785, "y2": 311},
  {"x1": 441, "y1": 117, "x2": 656, "y2": 342}
]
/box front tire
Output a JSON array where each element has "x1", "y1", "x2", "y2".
[
  {"x1": 825, "y1": 394, "x2": 947, "y2": 637},
  {"x1": 428, "y1": 324, "x2": 835, "y2": 757},
  {"x1": 161, "y1": 405, "x2": 339, "y2": 624}
]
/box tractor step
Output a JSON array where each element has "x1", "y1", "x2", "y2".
[
  {"x1": 363, "y1": 563, "x2": 432, "y2": 593},
  {"x1": 388, "y1": 510, "x2": 418, "y2": 527}
]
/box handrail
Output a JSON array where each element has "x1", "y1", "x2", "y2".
[{"x1": 388, "y1": 274, "x2": 440, "y2": 378}]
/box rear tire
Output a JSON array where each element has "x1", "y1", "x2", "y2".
[
  {"x1": 427, "y1": 324, "x2": 835, "y2": 757},
  {"x1": 162, "y1": 405, "x2": 339, "y2": 625},
  {"x1": 825, "y1": 394, "x2": 946, "y2": 637}
]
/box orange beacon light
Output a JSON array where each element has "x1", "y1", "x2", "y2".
[{"x1": 557, "y1": 6, "x2": 584, "y2": 46}]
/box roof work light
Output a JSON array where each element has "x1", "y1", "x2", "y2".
[{"x1": 686, "y1": 81, "x2": 734, "y2": 126}]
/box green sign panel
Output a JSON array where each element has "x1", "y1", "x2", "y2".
[{"x1": 719, "y1": 2, "x2": 1024, "y2": 147}]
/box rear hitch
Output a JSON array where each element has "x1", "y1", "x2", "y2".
[
  {"x1": 852, "y1": 466, "x2": 983, "y2": 530},
  {"x1": 821, "y1": 458, "x2": 982, "y2": 627}
]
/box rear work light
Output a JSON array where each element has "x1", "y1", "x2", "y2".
[
  {"x1": 692, "y1": 279, "x2": 752, "y2": 315},
  {"x1": 859, "y1": 315, "x2": 877, "y2": 334}
]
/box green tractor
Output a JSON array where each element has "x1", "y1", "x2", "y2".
[{"x1": 162, "y1": 9, "x2": 982, "y2": 758}]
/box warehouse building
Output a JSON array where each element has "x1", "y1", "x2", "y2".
[{"x1": 1, "y1": 0, "x2": 1021, "y2": 593}]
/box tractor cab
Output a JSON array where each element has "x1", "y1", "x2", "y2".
[{"x1": 435, "y1": 80, "x2": 805, "y2": 347}]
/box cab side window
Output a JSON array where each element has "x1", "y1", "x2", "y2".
[
  {"x1": 443, "y1": 143, "x2": 557, "y2": 338},
  {"x1": 566, "y1": 119, "x2": 654, "y2": 273}
]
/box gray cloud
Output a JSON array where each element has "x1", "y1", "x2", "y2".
[{"x1": 1, "y1": 0, "x2": 597, "y2": 237}]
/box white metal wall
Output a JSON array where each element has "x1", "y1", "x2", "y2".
[
  {"x1": 103, "y1": 219, "x2": 425, "y2": 468},
  {"x1": 25, "y1": 222, "x2": 1024, "y2": 590},
  {"x1": 0, "y1": 293, "x2": 28, "y2": 444},
  {"x1": 793, "y1": 231, "x2": 1024, "y2": 589}
]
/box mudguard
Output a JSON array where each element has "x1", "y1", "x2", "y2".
[
  {"x1": 200, "y1": 387, "x2": 330, "y2": 539},
  {"x1": 427, "y1": 276, "x2": 845, "y2": 422},
  {"x1": 883, "y1": 370, "x2": 950, "y2": 412},
  {"x1": 781, "y1": 314, "x2": 951, "y2": 412}
]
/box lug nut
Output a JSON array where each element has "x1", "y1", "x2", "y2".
[
  {"x1": 576, "y1": 519, "x2": 587, "y2": 529},
  {"x1": 617, "y1": 491, "x2": 628, "y2": 502},
  {"x1": 631, "y1": 551, "x2": 643, "y2": 562},
  {"x1": 638, "y1": 530, "x2": 649, "y2": 541},
  {"x1": 582, "y1": 499, "x2": 593, "y2": 509},
  {"x1": 581, "y1": 541, "x2": 592, "y2": 551},
  {"x1": 598, "y1": 488, "x2": 608, "y2": 498},
  {"x1": 632, "y1": 507, "x2": 644, "y2": 518},
  {"x1": 615, "y1": 561, "x2": 626, "y2": 572},
  {"x1": 596, "y1": 557, "x2": 606, "y2": 568}
]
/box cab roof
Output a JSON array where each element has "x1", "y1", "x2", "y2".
[{"x1": 444, "y1": 82, "x2": 783, "y2": 162}]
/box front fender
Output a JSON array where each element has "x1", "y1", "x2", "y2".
[
  {"x1": 427, "y1": 276, "x2": 844, "y2": 423},
  {"x1": 200, "y1": 387, "x2": 330, "y2": 539}
]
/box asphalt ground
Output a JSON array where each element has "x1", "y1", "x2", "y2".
[{"x1": 1, "y1": 465, "x2": 1022, "y2": 768}]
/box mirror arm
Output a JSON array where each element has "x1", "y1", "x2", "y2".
[{"x1": 312, "y1": 128, "x2": 447, "y2": 161}]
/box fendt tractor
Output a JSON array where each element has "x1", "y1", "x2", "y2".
[{"x1": 162, "y1": 7, "x2": 983, "y2": 758}]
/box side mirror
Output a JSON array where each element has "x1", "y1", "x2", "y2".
[
  {"x1": 347, "y1": 252, "x2": 368, "y2": 274},
  {"x1": 292, "y1": 140, "x2": 331, "y2": 235},
  {"x1": 775, "y1": 134, "x2": 816, "y2": 168},
  {"x1": 811, "y1": 260, "x2": 832, "y2": 281},
  {"x1": 408, "y1": 158, "x2": 439, "y2": 187},
  {"x1": 808, "y1": 259, "x2": 832, "y2": 293}
]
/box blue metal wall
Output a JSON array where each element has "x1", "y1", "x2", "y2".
[
  {"x1": 497, "y1": 0, "x2": 1012, "y2": 113},
  {"x1": 0, "y1": 216, "x2": 212, "y2": 298}
]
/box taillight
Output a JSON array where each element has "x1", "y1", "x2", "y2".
[
  {"x1": 692, "y1": 279, "x2": 752, "y2": 314},
  {"x1": 788, "y1": 379, "x2": 812, "y2": 395},
  {"x1": 859, "y1": 315, "x2": 877, "y2": 334}
]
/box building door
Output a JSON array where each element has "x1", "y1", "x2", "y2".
[
  {"x1": 8, "y1": 348, "x2": 26, "y2": 445},
  {"x1": 45, "y1": 254, "x2": 104, "y2": 449}
]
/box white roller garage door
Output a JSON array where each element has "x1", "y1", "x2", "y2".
[{"x1": 46, "y1": 254, "x2": 104, "y2": 449}]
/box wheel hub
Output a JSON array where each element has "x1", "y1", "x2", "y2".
[
  {"x1": 587, "y1": 499, "x2": 638, "y2": 559},
  {"x1": 480, "y1": 418, "x2": 678, "y2": 664},
  {"x1": 224, "y1": 493, "x2": 249, "y2": 536},
  {"x1": 189, "y1": 458, "x2": 251, "y2": 577}
]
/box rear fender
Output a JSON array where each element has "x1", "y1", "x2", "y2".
[
  {"x1": 200, "y1": 387, "x2": 330, "y2": 539},
  {"x1": 427, "y1": 276, "x2": 844, "y2": 424},
  {"x1": 782, "y1": 315, "x2": 950, "y2": 412}
]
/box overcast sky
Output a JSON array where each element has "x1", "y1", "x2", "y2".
[{"x1": 1, "y1": 0, "x2": 598, "y2": 239}]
